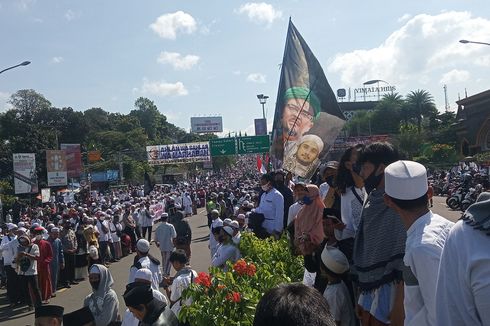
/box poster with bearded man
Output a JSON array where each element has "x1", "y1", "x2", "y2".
[{"x1": 271, "y1": 19, "x2": 345, "y2": 179}]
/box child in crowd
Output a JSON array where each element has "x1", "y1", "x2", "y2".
[{"x1": 320, "y1": 246, "x2": 355, "y2": 326}]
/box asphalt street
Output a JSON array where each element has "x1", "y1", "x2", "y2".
[{"x1": 0, "y1": 196, "x2": 462, "y2": 325}]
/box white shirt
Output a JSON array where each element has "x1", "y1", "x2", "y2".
[
  {"x1": 337, "y1": 187, "x2": 365, "y2": 240},
  {"x1": 403, "y1": 212, "x2": 453, "y2": 326},
  {"x1": 209, "y1": 218, "x2": 223, "y2": 254},
  {"x1": 0, "y1": 234, "x2": 17, "y2": 265},
  {"x1": 435, "y1": 220, "x2": 490, "y2": 326},
  {"x1": 211, "y1": 243, "x2": 240, "y2": 269},
  {"x1": 17, "y1": 244, "x2": 40, "y2": 276},
  {"x1": 109, "y1": 222, "x2": 122, "y2": 242},
  {"x1": 128, "y1": 256, "x2": 162, "y2": 291},
  {"x1": 323, "y1": 281, "x2": 355, "y2": 326},
  {"x1": 255, "y1": 188, "x2": 284, "y2": 234},
  {"x1": 319, "y1": 182, "x2": 330, "y2": 200},
  {"x1": 139, "y1": 209, "x2": 154, "y2": 227},
  {"x1": 170, "y1": 269, "x2": 198, "y2": 317},
  {"x1": 154, "y1": 222, "x2": 177, "y2": 252},
  {"x1": 287, "y1": 202, "x2": 303, "y2": 226},
  {"x1": 97, "y1": 220, "x2": 110, "y2": 242}
]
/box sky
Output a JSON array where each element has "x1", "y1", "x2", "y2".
[{"x1": 1, "y1": 0, "x2": 489, "y2": 137}]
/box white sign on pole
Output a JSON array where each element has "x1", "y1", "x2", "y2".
[
  {"x1": 13, "y1": 153, "x2": 38, "y2": 194},
  {"x1": 46, "y1": 150, "x2": 68, "y2": 186},
  {"x1": 190, "y1": 117, "x2": 223, "y2": 133},
  {"x1": 41, "y1": 188, "x2": 51, "y2": 203}
]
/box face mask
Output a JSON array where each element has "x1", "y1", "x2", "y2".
[
  {"x1": 325, "y1": 175, "x2": 335, "y2": 187},
  {"x1": 364, "y1": 166, "x2": 383, "y2": 193},
  {"x1": 352, "y1": 163, "x2": 361, "y2": 174},
  {"x1": 302, "y1": 196, "x2": 313, "y2": 205},
  {"x1": 35, "y1": 235, "x2": 42, "y2": 241},
  {"x1": 261, "y1": 184, "x2": 270, "y2": 192},
  {"x1": 90, "y1": 280, "x2": 100, "y2": 291}
]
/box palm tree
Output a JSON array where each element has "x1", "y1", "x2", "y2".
[{"x1": 406, "y1": 90, "x2": 437, "y2": 133}]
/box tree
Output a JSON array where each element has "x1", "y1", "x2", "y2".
[
  {"x1": 406, "y1": 90, "x2": 437, "y2": 133},
  {"x1": 9, "y1": 89, "x2": 51, "y2": 117}
]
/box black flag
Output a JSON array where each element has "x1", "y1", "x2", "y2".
[
  {"x1": 271, "y1": 19, "x2": 346, "y2": 179},
  {"x1": 143, "y1": 172, "x2": 153, "y2": 196}
]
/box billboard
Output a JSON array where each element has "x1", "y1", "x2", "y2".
[
  {"x1": 46, "y1": 150, "x2": 68, "y2": 186},
  {"x1": 13, "y1": 153, "x2": 38, "y2": 194},
  {"x1": 254, "y1": 118, "x2": 267, "y2": 136},
  {"x1": 146, "y1": 142, "x2": 210, "y2": 165},
  {"x1": 190, "y1": 117, "x2": 223, "y2": 133},
  {"x1": 60, "y1": 144, "x2": 82, "y2": 178}
]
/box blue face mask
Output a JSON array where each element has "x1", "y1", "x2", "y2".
[{"x1": 302, "y1": 196, "x2": 313, "y2": 205}]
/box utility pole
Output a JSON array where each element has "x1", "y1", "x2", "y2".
[
  {"x1": 444, "y1": 84, "x2": 450, "y2": 112},
  {"x1": 118, "y1": 151, "x2": 124, "y2": 183}
]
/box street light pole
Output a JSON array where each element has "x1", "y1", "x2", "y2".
[
  {"x1": 459, "y1": 39, "x2": 490, "y2": 46},
  {"x1": 0, "y1": 61, "x2": 31, "y2": 75},
  {"x1": 256, "y1": 94, "x2": 269, "y2": 119}
]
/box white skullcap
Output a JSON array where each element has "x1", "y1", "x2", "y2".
[
  {"x1": 223, "y1": 226, "x2": 234, "y2": 237},
  {"x1": 242, "y1": 200, "x2": 249, "y2": 206},
  {"x1": 236, "y1": 214, "x2": 245, "y2": 220},
  {"x1": 18, "y1": 227, "x2": 27, "y2": 233},
  {"x1": 51, "y1": 227, "x2": 60, "y2": 232},
  {"x1": 321, "y1": 246, "x2": 349, "y2": 274},
  {"x1": 230, "y1": 220, "x2": 239, "y2": 229},
  {"x1": 7, "y1": 223, "x2": 18, "y2": 230},
  {"x1": 88, "y1": 245, "x2": 99, "y2": 260},
  {"x1": 211, "y1": 209, "x2": 219, "y2": 215},
  {"x1": 161, "y1": 212, "x2": 169, "y2": 218},
  {"x1": 89, "y1": 264, "x2": 100, "y2": 274},
  {"x1": 223, "y1": 218, "x2": 232, "y2": 226},
  {"x1": 385, "y1": 160, "x2": 428, "y2": 200},
  {"x1": 300, "y1": 134, "x2": 324, "y2": 153},
  {"x1": 134, "y1": 268, "x2": 152, "y2": 282},
  {"x1": 18, "y1": 222, "x2": 25, "y2": 227},
  {"x1": 137, "y1": 239, "x2": 150, "y2": 253}
]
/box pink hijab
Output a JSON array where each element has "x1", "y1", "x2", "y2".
[{"x1": 294, "y1": 184, "x2": 325, "y2": 255}]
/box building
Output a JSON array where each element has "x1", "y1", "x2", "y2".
[
  {"x1": 455, "y1": 89, "x2": 490, "y2": 156},
  {"x1": 338, "y1": 101, "x2": 379, "y2": 121}
]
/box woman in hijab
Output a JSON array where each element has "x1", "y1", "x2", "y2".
[
  {"x1": 294, "y1": 184, "x2": 325, "y2": 256},
  {"x1": 84, "y1": 264, "x2": 120, "y2": 326}
]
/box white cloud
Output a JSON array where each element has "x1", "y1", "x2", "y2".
[
  {"x1": 150, "y1": 11, "x2": 197, "y2": 40},
  {"x1": 136, "y1": 79, "x2": 188, "y2": 97},
  {"x1": 51, "y1": 56, "x2": 64, "y2": 64},
  {"x1": 16, "y1": 0, "x2": 36, "y2": 11},
  {"x1": 157, "y1": 51, "x2": 200, "y2": 70},
  {"x1": 328, "y1": 11, "x2": 490, "y2": 91},
  {"x1": 246, "y1": 73, "x2": 266, "y2": 83},
  {"x1": 397, "y1": 13, "x2": 412, "y2": 23},
  {"x1": 440, "y1": 69, "x2": 470, "y2": 84},
  {"x1": 237, "y1": 2, "x2": 282, "y2": 26},
  {"x1": 65, "y1": 9, "x2": 75, "y2": 21}
]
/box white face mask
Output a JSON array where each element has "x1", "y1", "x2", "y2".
[{"x1": 35, "y1": 235, "x2": 42, "y2": 241}]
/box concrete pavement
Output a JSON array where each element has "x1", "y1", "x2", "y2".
[{"x1": 0, "y1": 208, "x2": 211, "y2": 326}]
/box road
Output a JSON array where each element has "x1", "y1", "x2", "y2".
[
  {"x1": 0, "y1": 197, "x2": 461, "y2": 325},
  {"x1": 0, "y1": 208, "x2": 211, "y2": 326}
]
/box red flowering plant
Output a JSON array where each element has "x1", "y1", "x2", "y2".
[{"x1": 180, "y1": 233, "x2": 304, "y2": 326}]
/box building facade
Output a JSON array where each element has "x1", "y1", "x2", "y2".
[{"x1": 455, "y1": 89, "x2": 490, "y2": 156}]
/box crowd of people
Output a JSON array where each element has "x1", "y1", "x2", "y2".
[{"x1": 1, "y1": 145, "x2": 490, "y2": 326}]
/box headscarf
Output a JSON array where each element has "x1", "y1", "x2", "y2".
[
  {"x1": 85, "y1": 264, "x2": 118, "y2": 326},
  {"x1": 294, "y1": 184, "x2": 325, "y2": 255}
]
